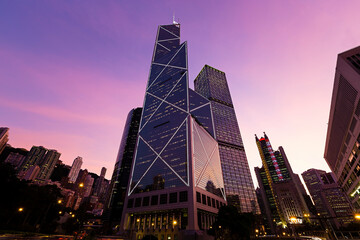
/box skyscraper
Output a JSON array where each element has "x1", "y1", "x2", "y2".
[
  {"x1": 120, "y1": 23, "x2": 226, "y2": 240},
  {"x1": 19, "y1": 146, "x2": 47, "y2": 176},
  {"x1": 324, "y1": 46, "x2": 360, "y2": 210},
  {"x1": 37, "y1": 149, "x2": 61, "y2": 180},
  {"x1": 194, "y1": 65, "x2": 259, "y2": 213},
  {"x1": 68, "y1": 156, "x2": 83, "y2": 183},
  {"x1": 255, "y1": 133, "x2": 310, "y2": 230},
  {"x1": 105, "y1": 107, "x2": 142, "y2": 231},
  {"x1": 302, "y1": 169, "x2": 354, "y2": 229},
  {"x1": 19, "y1": 146, "x2": 60, "y2": 181},
  {"x1": 0, "y1": 127, "x2": 9, "y2": 155},
  {"x1": 93, "y1": 167, "x2": 107, "y2": 197}
]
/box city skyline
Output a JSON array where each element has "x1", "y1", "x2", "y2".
[{"x1": 2, "y1": 1, "x2": 360, "y2": 182}]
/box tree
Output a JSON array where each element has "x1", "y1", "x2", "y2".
[
  {"x1": 209, "y1": 205, "x2": 255, "y2": 240},
  {"x1": 0, "y1": 162, "x2": 64, "y2": 233}
]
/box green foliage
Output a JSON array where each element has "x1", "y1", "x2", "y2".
[{"x1": 209, "y1": 205, "x2": 255, "y2": 240}]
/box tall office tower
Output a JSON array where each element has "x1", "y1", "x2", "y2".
[
  {"x1": 255, "y1": 133, "x2": 310, "y2": 230},
  {"x1": 194, "y1": 65, "x2": 258, "y2": 213},
  {"x1": 324, "y1": 46, "x2": 360, "y2": 210},
  {"x1": 84, "y1": 175, "x2": 95, "y2": 197},
  {"x1": 19, "y1": 146, "x2": 47, "y2": 177},
  {"x1": 104, "y1": 108, "x2": 142, "y2": 231},
  {"x1": 68, "y1": 156, "x2": 83, "y2": 183},
  {"x1": 37, "y1": 149, "x2": 61, "y2": 180},
  {"x1": 100, "y1": 167, "x2": 107, "y2": 178},
  {"x1": 93, "y1": 167, "x2": 107, "y2": 196},
  {"x1": 0, "y1": 127, "x2": 9, "y2": 155},
  {"x1": 120, "y1": 23, "x2": 226, "y2": 240},
  {"x1": 302, "y1": 169, "x2": 354, "y2": 228}
]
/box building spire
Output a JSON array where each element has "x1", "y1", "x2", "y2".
[{"x1": 173, "y1": 13, "x2": 179, "y2": 25}]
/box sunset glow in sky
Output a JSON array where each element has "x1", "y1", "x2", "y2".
[{"x1": 1, "y1": 1, "x2": 360, "y2": 182}]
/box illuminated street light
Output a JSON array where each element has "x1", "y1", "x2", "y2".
[
  {"x1": 18, "y1": 207, "x2": 24, "y2": 212},
  {"x1": 59, "y1": 211, "x2": 62, "y2": 214},
  {"x1": 136, "y1": 218, "x2": 140, "y2": 222},
  {"x1": 57, "y1": 200, "x2": 62, "y2": 204},
  {"x1": 79, "y1": 183, "x2": 84, "y2": 188},
  {"x1": 173, "y1": 220, "x2": 177, "y2": 225},
  {"x1": 71, "y1": 214, "x2": 75, "y2": 218},
  {"x1": 355, "y1": 213, "x2": 360, "y2": 220}
]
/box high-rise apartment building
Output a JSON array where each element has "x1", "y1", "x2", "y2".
[
  {"x1": 105, "y1": 107, "x2": 142, "y2": 231},
  {"x1": 68, "y1": 156, "x2": 83, "y2": 183},
  {"x1": 120, "y1": 23, "x2": 226, "y2": 240},
  {"x1": 0, "y1": 127, "x2": 9, "y2": 155},
  {"x1": 84, "y1": 175, "x2": 95, "y2": 197},
  {"x1": 255, "y1": 133, "x2": 310, "y2": 231},
  {"x1": 324, "y1": 46, "x2": 360, "y2": 210},
  {"x1": 19, "y1": 146, "x2": 61, "y2": 180},
  {"x1": 194, "y1": 65, "x2": 259, "y2": 213},
  {"x1": 19, "y1": 146, "x2": 60, "y2": 180},
  {"x1": 302, "y1": 169, "x2": 354, "y2": 229},
  {"x1": 94, "y1": 167, "x2": 107, "y2": 197},
  {"x1": 19, "y1": 146, "x2": 47, "y2": 176},
  {"x1": 37, "y1": 149, "x2": 61, "y2": 180}
]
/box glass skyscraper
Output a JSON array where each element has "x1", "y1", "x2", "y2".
[
  {"x1": 104, "y1": 107, "x2": 142, "y2": 231},
  {"x1": 120, "y1": 23, "x2": 226, "y2": 240},
  {"x1": 194, "y1": 65, "x2": 259, "y2": 213}
]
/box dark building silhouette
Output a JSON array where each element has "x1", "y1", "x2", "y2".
[
  {"x1": 194, "y1": 65, "x2": 259, "y2": 213},
  {"x1": 104, "y1": 107, "x2": 142, "y2": 231}
]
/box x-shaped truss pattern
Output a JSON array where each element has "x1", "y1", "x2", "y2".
[{"x1": 128, "y1": 24, "x2": 219, "y2": 197}]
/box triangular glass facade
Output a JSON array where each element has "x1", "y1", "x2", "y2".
[{"x1": 128, "y1": 24, "x2": 225, "y2": 201}]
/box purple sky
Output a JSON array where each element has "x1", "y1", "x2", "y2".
[{"x1": 1, "y1": 1, "x2": 360, "y2": 183}]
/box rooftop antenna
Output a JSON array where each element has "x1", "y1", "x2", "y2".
[{"x1": 173, "y1": 13, "x2": 178, "y2": 25}]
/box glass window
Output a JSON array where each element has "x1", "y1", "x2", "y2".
[
  {"x1": 160, "y1": 194, "x2": 167, "y2": 204},
  {"x1": 151, "y1": 195, "x2": 158, "y2": 205},
  {"x1": 169, "y1": 192, "x2": 177, "y2": 203},
  {"x1": 180, "y1": 191, "x2": 188, "y2": 202}
]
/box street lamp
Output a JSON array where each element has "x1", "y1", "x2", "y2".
[
  {"x1": 355, "y1": 213, "x2": 360, "y2": 220},
  {"x1": 57, "y1": 200, "x2": 62, "y2": 204},
  {"x1": 18, "y1": 207, "x2": 24, "y2": 212}
]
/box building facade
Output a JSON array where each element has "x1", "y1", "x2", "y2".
[
  {"x1": 255, "y1": 133, "x2": 310, "y2": 231},
  {"x1": 120, "y1": 23, "x2": 226, "y2": 240},
  {"x1": 37, "y1": 149, "x2": 61, "y2": 180},
  {"x1": 68, "y1": 156, "x2": 83, "y2": 183},
  {"x1": 104, "y1": 107, "x2": 142, "y2": 231},
  {"x1": 302, "y1": 169, "x2": 354, "y2": 228},
  {"x1": 324, "y1": 46, "x2": 360, "y2": 210},
  {"x1": 18, "y1": 146, "x2": 60, "y2": 181},
  {"x1": 0, "y1": 127, "x2": 9, "y2": 155},
  {"x1": 194, "y1": 65, "x2": 259, "y2": 213}
]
